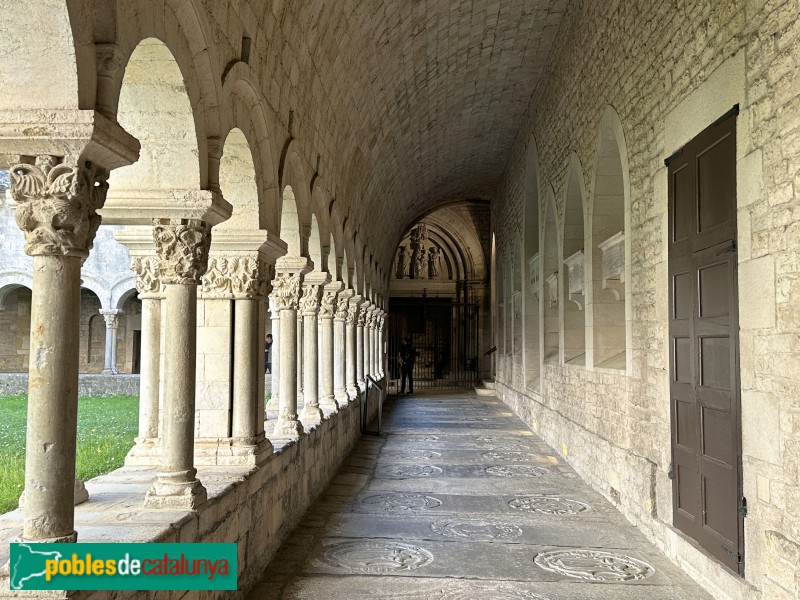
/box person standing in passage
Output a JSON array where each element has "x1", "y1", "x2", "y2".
[
  {"x1": 264, "y1": 333, "x2": 273, "y2": 373},
  {"x1": 399, "y1": 335, "x2": 418, "y2": 395}
]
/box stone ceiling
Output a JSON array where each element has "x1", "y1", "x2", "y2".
[{"x1": 258, "y1": 0, "x2": 567, "y2": 266}]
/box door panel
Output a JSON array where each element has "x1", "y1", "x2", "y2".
[{"x1": 667, "y1": 109, "x2": 743, "y2": 574}]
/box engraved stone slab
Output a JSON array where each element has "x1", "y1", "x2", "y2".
[
  {"x1": 430, "y1": 519, "x2": 522, "y2": 541},
  {"x1": 377, "y1": 464, "x2": 443, "y2": 478},
  {"x1": 533, "y1": 549, "x2": 655, "y2": 582},
  {"x1": 439, "y1": 588, "x2": 549, "y2": 600},
  {"x1": 485, "y1": 465, "x2": 550, "y2": 477},
  {"x1": 318, "y1": 540, "x2": 433, "y2": 573},
  {"x1": 481, "y1": 451, "x2": 543, "y2": 462},
  {"x1": 360, "y1": 493, "x2": 443, "y2": 512},
  {"x1": 383, "y1": 450, "x2": 442, "y2": 461},
  {"x1": 509, "y1": 495, "x2": 591, "y2": 515}
]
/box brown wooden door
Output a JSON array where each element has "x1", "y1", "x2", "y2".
[{"x1": 667, "y1": 107, "x2": 744, "y2": 573}]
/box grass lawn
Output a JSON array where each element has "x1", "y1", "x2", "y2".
[{"x1": 0, "y1": 394, "x2": 138, "y2": 515}]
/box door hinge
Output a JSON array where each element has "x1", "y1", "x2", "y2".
[
  {"x1": 667, "y1": 463, "x2": 675, "y2": 480},
  {"x1": 738, "y1": 496, "x2": 748, "y2": 517},
  {"x1": 721, "y1": 544, "x2": 742, "y2": 562}
]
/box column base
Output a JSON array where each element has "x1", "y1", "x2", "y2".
[
  {"x1": 357, "y1": 380, "x2": 367, "y2": 394},
  {"x1": 16, "y1": 530, "x2": 78, "y2": 544},
  {"x1": 319, "y1": 394, "x2": 339, "y2": 411},
  {"x1": 334, "y1": 389, "x2": 349, "y2": 407},
  {"x1": 194, "y1": 436, "x2": 273, "y2": 466},
  {"x1": 144, "y1": 470, "x2": 207, "y2": 510},
  {"x1": 101, "y1": 367, "x2": 119, "y2": 375},
  {"x1": 125, "y1": 437, "x2": 161, "y2": 466},
  {"x1": 301, "y1": 404, "x2": 324, "y2": 423},
  {"x1": 346, "y1": 385, "x2": 359, "y2": 402},
  {"x1": 18, "y1": 478, "x2": 89, "y2": 510},
  {"x1": 272, "y1": 416, "x2": 304, "y2": 437}
]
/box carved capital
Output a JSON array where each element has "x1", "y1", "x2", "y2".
[
  {"x1": 357, "y1": 305, "x2": 370, "y2": 327},
  {"x1": 99, "y1": 309, "x2": 120, "y2": 329},
  {"x1": 271, "y1": 271, "x2": 302, "y2": 311},
  {"x1": 346, "y1": 303, "x2": 360, "y2": 326},
  {"x1": 300, "y1": 283, "x2": 322, "y2": 316},
  {"x1": 152, "y1": 219, "x2": 211, "y2": 285},
  {"x1": 10, "y1": 156, "x2": 109, "y2": 258},
  {"x1": 319, "y1": 289, "x2": 338, "y2": 319},
  {"x1": 131, "y1": 256, "x2": 161, "y2": 297},
  {"x1": 335, "y1": 296, "x2": 350, "y2": 321},
  {"x1": 202, "y1": 256, "x2": 268, "y2": 299}
]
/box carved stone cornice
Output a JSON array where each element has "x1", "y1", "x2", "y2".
[
  {"x1": 271, "y1": 271, "x2": 302, "y2": 311},
  {"x1": 10, "y1": 155, "x2": 109, "y2": 258},
  {"x1": 300, "y1": 283, "x2": 322, "y2": 316},
  {"x1": 202, "y1": 256, "x2": 269, "y2": 299},
  {"x1": 130, "y1": 255, "x2": 161, "y2": 298},
  {"x1": 152, "y1": 219, "x2": 212, "y2": 284}
]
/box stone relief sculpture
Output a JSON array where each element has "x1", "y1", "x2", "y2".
[
  {"x1": 429, "y1": 246, "x2": 443, "y2": 278},
  {"x1": 415, "y1": 246, "x2": 428, "y2": 279}
]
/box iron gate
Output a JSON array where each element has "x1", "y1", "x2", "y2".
[{"x1": 388, "y1": 297, "x2": 480, "y2": 390}]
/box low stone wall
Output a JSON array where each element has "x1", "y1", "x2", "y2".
[
  {"x1": 0, "y1": 388, "x2": 379, "y2": 599},
  {"x1": 0, "y1": 373, "x2": 140, "y2": 397}
]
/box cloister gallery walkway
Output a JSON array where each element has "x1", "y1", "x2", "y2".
[{"x1": 248, "y1": 392, "x2": 712, "y2": 600}]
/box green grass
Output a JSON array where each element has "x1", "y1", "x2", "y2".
[{"x1": 0, "y1": 394, "x2": 138, "y2": 515}]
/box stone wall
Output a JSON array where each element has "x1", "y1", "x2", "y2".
[{"x1": 491, "y1": 1, "x2": 800, "y2": 599}]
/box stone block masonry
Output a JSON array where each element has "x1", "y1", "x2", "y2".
[{"x1": 491, "y1": 0, "x2": 800, "y2": 599}]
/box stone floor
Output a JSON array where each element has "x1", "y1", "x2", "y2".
[{"x1": 247, "y1": 391, "x2": 714, "y2": 600}]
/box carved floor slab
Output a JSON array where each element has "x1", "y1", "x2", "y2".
[{"x1": 248, "y1": 392, "x2": 714, "y2": 599}]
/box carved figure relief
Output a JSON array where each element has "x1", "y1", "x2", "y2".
[
  {"x1": 360, "y1": 492, "x2": 443, "y2": 512},
  {"x1": 429, "y1": 246, "x2": 443, "y2": 278},
  {"x1": 271, "y1": 271, "x2": 302, "y2": 310},
  {"x1": 346, "y1": 303, "x2": 359, "y2": 325},
  {"x1": 533, "y1": 549, "x2": 655, "y2": 582},
  {"x1": 202, "y1": 256, "x2": 266, "y2": 298},
  {"x1": 152, "y1": 219, "x2": 211, "y2": 284},
  {"x1": 507, "y1": 495, "x2": 591, "y2": 515},
  {"x1": 334, "y1": 296, "x2": 350, "y2": 321},
  {"x1": 317, "y1": 540, "x2": 433, "y2": 574},
  {"x1": 319, "y1": 289, "x2": 338, "y2": 318},
  {"x1": 299, "y1": 284, "x2": 321, "y2": 315}
]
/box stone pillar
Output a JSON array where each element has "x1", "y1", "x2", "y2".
[
  {"x1": 334, "y1": 289, "x2": 352, "y2": 405},
  {"x1": 380, "y1": 310, "x2": 387, "y2": 377},
  {"x1": 11, "y1": 156, "x2": 108, "y2": 541},
  {"x1": 268, "y1": 294, "x2": 281, "y2": 407},
  {"x1": 144, "y1": 219, "x2": 211, "y2": 509},
  {"x1": 364, "y1": 305, "x2": 373, "y2": 379},
  {"x1": 357, "y1": 301, "x2": 371, "y2": 391},
  {"x1": 272, "y1": 257, "x2": 310, "y2": 437},
  {"x1": 319, "y1": 281, "x2": 342, "y2": 410},
  {"x1": 130, "y1": 256, "x2": 162, "y2": 451},
  {"x1": 299, "y1": 272, "x2": 330, "y2": 423},
  {"x1": 99, "y1": 309, "x2": 121, "y2": 374},
  {"x1": 346, "y1": 296, "x2": 362, "y2": 400}
]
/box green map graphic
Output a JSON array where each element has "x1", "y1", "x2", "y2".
[{"x1": 10, "y1": 544, "x2": 62, "y2": 590}]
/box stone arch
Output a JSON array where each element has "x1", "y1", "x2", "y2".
[
  {"x1": 542, "y1": 185, "x2": 560, "y2": 363},
  {"x1": 0, "y1": 280, "x2": 32, "y2": 372},
  {"x1": 80, "y1": 275, "x2": 111, "y2": 310},
  {"x1": 106, "y1": 37, "x2": 202, "y2": 205},
  {"x1": 590, "y1": 106, "x2": 630, "y2": 370},
  {"x1": 81, "y1": 287, "x2": 105, "y2": 371},
  {"x1": 105, "y1": 0, "x2": 222, "y2": 187},
  {"x1": 330, "y1": 204, "x2": 348, "y2": 283},
  {"x1": 309, "y1": 183, "x2": 332, "y2": 272},
  {"x1": 221, "y1": 64, "x2": 280, "y2": 233},
  {"x1": 0, "y1": 272, "x2": 34, "y2": 311},
  {"x1": 278, "y1": 142, "x2": 312, "y2": 257},
  {"x1": 562, "y1": 153, "x2": 588, "y2": 365},
  {"x1": 217, "y1": 128, "x2": 259, "y2": 231},
  {"x1": 113, "y1": 284, "x2": 138, "y2": 311},
  {"x1": 523, "y1": 139, "x2": 541, "y2": 390},
  {"x1": 352, "y1": 235, "x2": 366, "y2": 295}
]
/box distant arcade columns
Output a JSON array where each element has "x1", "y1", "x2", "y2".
[
  {"x1": 346, "y1": 295, "x2": 362, "y2": 400},
  {"x1": 99, "y1": 309, "x2": 121, "y2": 374},
  {"x1": 356, "y1": 300, "x2": 371, "y2": 391},
  {"x1": 299, "y1": 272, "x2": 331, "y2": 423}
]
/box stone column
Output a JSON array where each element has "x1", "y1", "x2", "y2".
[
  {"x1": 200, "y1": 253, "x2": 274, "y2": 462},
  {"x1": 272, "y1": 256, "x2": 310, "y2": 436},
  {"x1": 319, "y1": 281, "x2": 342, "y2": 410},
  {"x1": 268, "y1": 294, "x2": 281, "y2": 408},
  {"x1": 300, "y1": 272, "x2": 330, "y2": 423},
  {"x1": 144, "y1": 219, "x2": 211, "y2": 509},
  {"x1": 334, "y1": 289, "x2": 352, "y2": 405},
  {"x1": 130, "y1": 256, "x2": 161, "y2": 447},
  {"x1": 364, "y1": 305, "x2": 373, "y2": 379},
  {"x1": 99, "y1": 309, "x2": 121, "y2": 374},
  {"x1": 11, "y1": 156, "x2": 108, "y2": 541},
  {"x1": 346, "y1": 296, "x2": 362, "y2": 400},
  {"x1": 378, "y1": 310, "x2": 386, "y2": 377},
  {"x1": 357, "y1": 301, "x2": 371, "y2": 391}
]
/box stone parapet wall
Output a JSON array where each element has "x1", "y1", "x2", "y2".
[
  {"x1": 0, "y1": 395, "x2": 376, "y2": 598},
  {"x1": 0, "y1": 373, "x2": 140, "y2": 397}
]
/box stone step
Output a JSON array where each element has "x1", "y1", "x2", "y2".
[{"x1": 474, "y1": 385, "x2": 496, "y2": 397}]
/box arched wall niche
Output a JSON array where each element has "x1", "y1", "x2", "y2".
[
  {"x1": 542, "y1": 185, "x2": 560, "y2": 363},
  {"x1": 562, "y1": 153, "x2": 587, "y2": 365},
  {"x1": 279, "y1": 186, "x2": 303, "y2": 256},
  {"x1": 523, "y1": 139, "x2": 541, "y2": 391},
  {"x1": 590, "y1": 106, "x2": 630, "y2": 370},
  {"x1": 278, "y1": 142, "x2": 312, "y2": 258}
]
